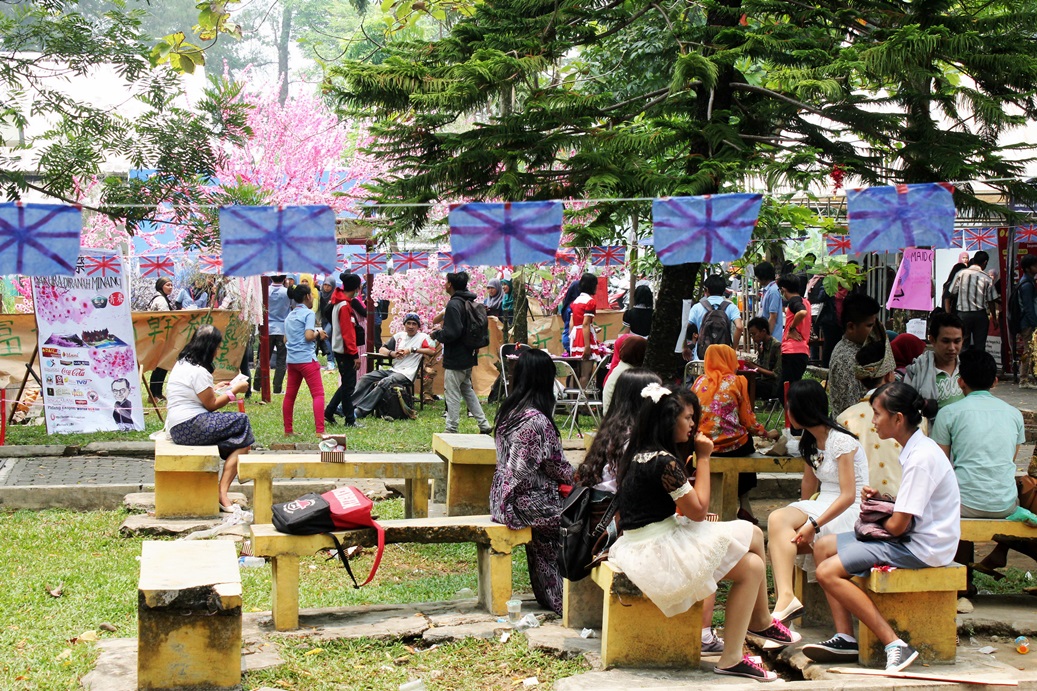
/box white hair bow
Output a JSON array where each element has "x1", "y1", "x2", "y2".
[{"x1": 640, "y1": 383, "x2": 672, "y2": 403}]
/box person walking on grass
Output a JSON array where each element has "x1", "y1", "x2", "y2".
[
  {"x1": 431, "y1": 271, "x2": 491, "y2": 434},
  {"x1": 282, "y1": 285, "x2": 327, "y2": 437},
  {"x1": 325, "y1": 273, "x2": 363, "y2": 428}
]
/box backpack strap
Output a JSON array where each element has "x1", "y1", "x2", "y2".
[
  {"x1": 698, "y1": 297, "x2": 713, "y2": 311},
  {"x1": 324, "y1": 522, "x2": 387, "y2": 588}
]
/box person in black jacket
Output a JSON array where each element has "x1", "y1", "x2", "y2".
[{"x1": 431, "y1": 272, "x2": 491, "y2": 434}]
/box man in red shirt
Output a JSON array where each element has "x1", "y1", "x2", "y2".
[{"x1": 324, "y1": 273, "x2": 363, "y2": 427}]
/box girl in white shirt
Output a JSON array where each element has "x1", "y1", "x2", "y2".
[{"x1": 165, "y1": 325, "x2": 252, "y2": 511}]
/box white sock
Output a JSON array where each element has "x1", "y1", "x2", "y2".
[
  {"x1": 835, "y1": 633, "x2": 857, "y2": 643},
  {"x1": 702, "y1": 627, "x2": 716, "y2": 642},
  {"x1": 885, "y1": 638, "x2": 906, "y2": 651}
]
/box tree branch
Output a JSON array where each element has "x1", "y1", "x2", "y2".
[{"x1": 729, "y1": 82, "x2": 826, "y2": 116}]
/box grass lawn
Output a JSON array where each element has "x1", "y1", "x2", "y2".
[{"x1": 0, "y1": 500, "x2": 590, "y2": 690}]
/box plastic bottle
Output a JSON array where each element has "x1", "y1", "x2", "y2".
[
  {"x1": 238, "y1": 556, "x2": 266, "y2": 568},
  {"x1": 1016, "y1": 636, "x2": 1030, "y2": 654}
]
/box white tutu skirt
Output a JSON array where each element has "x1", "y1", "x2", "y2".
[
  {"x1": 787, "y1": 490, "x2": 861, "y2": 538},
  {"x1": 609, "y1": 515, "x2": 755, "y2": 617}
]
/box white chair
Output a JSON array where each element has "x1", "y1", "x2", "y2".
[
  {"x1": 553, "y1": 359, "x2": 602, "y2": 438},
  {"x1": 499, "y1": 343, "x2": 532, "y2": 397}
]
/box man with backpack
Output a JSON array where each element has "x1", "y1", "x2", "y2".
[
  {"x1": 689, "y1": 274, "x2": 743, "y2": 360},
  {"x1": 1014, "y1": 255, "x2": 1037, "y2": 388},
  {"x1": 431, "y1": 271, "x2": 492, "y2": 434}
]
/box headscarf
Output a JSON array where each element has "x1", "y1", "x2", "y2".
[
  {"x1": 890, "y1": 334, "x2": 927, "y2": 370},
  {"x1": 154, "y1": 277, "x2": 174, "y2": 310},
  {"x1": 484, "y1": 278, "x2": 504, "y2": 311},
  {"x1": 855, "y1": 338, "x2": 897, "y2": 381},
  {"x1": 604, "y1": 334, "x2": 647, "y2": 384},
  {"x1": 605, "y1": 333, "x2": 630, "y2": 382},
  {"x1": 696, "y1": 344, "x2": 743, "y2": 406},
  {"x1": 501, "y1": 279, "x2": 514, "y2": 312}
]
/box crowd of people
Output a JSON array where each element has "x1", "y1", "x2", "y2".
[{"x1": 146, "y1": 250, "x2": 1037, "y2": 681}]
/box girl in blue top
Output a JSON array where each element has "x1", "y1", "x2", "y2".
[{"x1": 282, "y1": 285, "x2": 327, "y2": 436}]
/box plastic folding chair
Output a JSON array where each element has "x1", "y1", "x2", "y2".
[
  {"x1": 553, "y1": 359, "x2": 602, "y2": 438},
  {"x1": 499, "y1": 343, "x2": 532, "y2": 397}
]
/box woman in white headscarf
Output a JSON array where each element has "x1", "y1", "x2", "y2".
[{"x1": 484, "y1": 278, "x2": 504, "y2": 318}]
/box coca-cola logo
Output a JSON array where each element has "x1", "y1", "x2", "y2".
[
  {"x1": 283, "y1": 499, "x2": 314, "y2": 514},
  {"x1": 60, "y1": 368, "x2": 86, "y2": 377}
]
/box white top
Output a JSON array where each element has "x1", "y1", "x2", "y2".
[
  {"x1": 386, "y1": 331, "x2": 432, "y2": 381},
  {"x1": 789, "y1": 429, "x2": 869, "y2": 536},
  {"x1": 602, "y1": 360, "x2": 633, "y2": 415},
  {"x1": 164, "y1": 361, "x2": 214, "y2": 430},
  {"x1": 894, "y1": 428, "x2": 961, "y2": 567}
]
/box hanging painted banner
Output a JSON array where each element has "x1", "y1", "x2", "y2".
[
  {"x1": 435, "y1": 252, "x2": 462, "y2": 272},
  {"x1": 652, "y1": 193, "x2": 763, "y2": 265},
  {"x1": 198, "y1": 255, "x2": 223, "y2": 274},
  {"x1": 555, "y1": 248, "x2": 577, "y2": 266},
  {"x1": 220, "y1": 205, "x2": 337, "y2": 276},
  {"x1": 590, "y1": 245, "x2": 626, "y2": 267},
  {"x1": 139, "y1": 255, "x2": 174, "y2": 278},
  {"x1": 32, "y1": 249, "x2": 145, "y2": 434},
  {"x1": 448, "y1": 201, "x2": 563, "y2": 266},
  {"x1": 825, "y1": 234, "x2": 852, "y2": 256},
  {"x1": 963, "y1": 227, "x2": 997, "y2": 251},
  {"x1": 886, "y1": 247, "x2": 934, "y2": 312},
  {"x1": 847, "y1": 182, "x2": 956, "y2": 253},
  {"x1": 353, "y1": 253, "x2": 388, "y2": 274},
  {"x1": 1017, "y1": 225, "x2": 1037, "y2": 243},
  {"x1": 392, "y1": 251, "x2": 429, "y2": 272},
  {"x1": 0, "y1": 202, "x2": 82, "y2": 277}
]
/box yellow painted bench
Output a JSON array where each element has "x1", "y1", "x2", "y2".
[
  {"x1": 138, "y1": 540, "x2": 241, "y2": 690},
  {"x1": 238, "y1": 453, "x2": 444, "y2": 524},
  {"x1": 852, "y1": 565, "x2": 965, "y2": 666},
  {"x1": 250, "y1": 516, "x2": 531, "y2": 631},
  {"x1": 562, "y1": 562, "x2": 702, "y2": 669},
  {"x1": 431, "y1": 433, "x2": 498, "y2": 516},
  {"x1": 153, "y1": 439, "x2": 222, "y2": 518},
  {"x1": 707, "y1": 454, "x2": 802, "y2": 520}
]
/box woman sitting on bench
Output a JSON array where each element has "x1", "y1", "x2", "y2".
[
  {"x1": 490, "y1": 348, "x2": 574, "y2": 614},
  {"x1": 165, "y1": 325, "x2": 253, "y2": 511},
  {"x1": 609, "y1": 384, "x2": 799, "y2": 682},
  {"x1": 766, "y1": 379, "x2": 869, "y2": 624}
]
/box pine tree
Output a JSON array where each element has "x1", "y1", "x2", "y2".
[{"x1": 326, "y1": 0, "x2": 1037, "y2": 379}]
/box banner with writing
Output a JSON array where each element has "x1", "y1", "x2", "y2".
[
  {"x1": 32, "y1": 249, "x2": 144, "y2": 434},
  {"x1": 886, "y1": 248, "x2": 934, "y2": 312}
]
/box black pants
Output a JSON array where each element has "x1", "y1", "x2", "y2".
[
  {"x1": 325, "y1": 354, "x2": 358, "y2": 424},
  {"x1": 149, "y1": 368, "x2": 167, "y2": 400},
  {"x1": 714, "y1": 437, "x2": 757, "y2": 497},
  {"x1": 819, "y1": 321, "x2": 842, "y2": 368},
  {"x1": 270, "y1": 335, "x2": 287, "y2": 393},
  {"x1": 780, "y1": 352, "x2": 808, "y2": 402},
  {"x1": 959, "y1": 310, "x2": 989, "y2": 352},
  {"x1": 240, "y1": 334, "x2": 253, "y2": 399}
]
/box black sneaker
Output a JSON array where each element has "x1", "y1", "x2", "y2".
[
  {"x1": 885, "y1": 642, "x2": 919, "y2": 672},
  {"x1": 747, "y1": 618, "x2": 801, "y2": 647},
  {"x1": 802, "y1": 635, "x2": 859, "y2": 663},
  {"x1": 713, "y1": 656, "x2": 777, "y2": 682}
]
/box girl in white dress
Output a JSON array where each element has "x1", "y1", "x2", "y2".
[
  {"x1": 767, "y1": 379, "x2": 869, "y2": 623},
  {"x1": 609, "y1": 384, "x2": 799, "y2": 681}
]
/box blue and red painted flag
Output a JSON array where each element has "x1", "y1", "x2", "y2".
[
  {"x1": 847, "y1": 183, "x2": 956, "y2": 253},
  {"x1": 825, "y1": 234, "x2": 852, "y2": 256},
  {"x1": 590, "y1": 245, "x2": 626, "y2": 267},
  {"x1": 220, "y1": 205, "x2": 336, "y2": 276},
  {"x1": 449, "y1": 201, "x2": 562, "y2": 267},
  {"x1": 140, "y1": 255, "x2": 174, "y2": 278},
  {"x1": 0, "y1": 202, "x2": 82, "y2": 277},
  {"x1": 353, "y1": 253, "x2": 388, "y2": 274},
  {"x1": 392, "y1": 251, "x2": 429, "y2": 272},
  {"x1": 652, "y1": 193, "x2": 763, "y2": 265}
]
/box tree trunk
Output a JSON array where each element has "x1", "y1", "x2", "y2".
[
  {"x1": 277, "y1": 5, "x2": 293, "y2": 106},
  {"x1": 644, "y1": 262, "x2": 700, "y2": 384},
  {"x1": 511, "y1": 267, "x2": 528, "y2": 344}
]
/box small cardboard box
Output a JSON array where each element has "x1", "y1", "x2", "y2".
[{"x1": 319, "y1": 434, "x2": 348, "y2": 463}]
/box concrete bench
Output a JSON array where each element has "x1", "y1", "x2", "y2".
[
  {"x1": 153, "y1": 439, "x2": 222, "y2": 518},
  {"x1": 707, "y1": 454, "x2": 802, "y2": 520},
  {"x1": 138, "y1": 540, "x2": 241, "y2": 690},
  {"x1": 852, "y1": 565, "x2": 965, "y2": 666},
  {"x1": 562, "y1": 562, "x2": 702, "y2": 669},
  {"x1": 431, "y1": 433, "x2": 497, "y2": 516},
  {"x1": 250, "y1": 516, "x2": 531, "y2": 631},
  {"x1": 238, "y1": 453, "x2": 444, "y2": 524}
]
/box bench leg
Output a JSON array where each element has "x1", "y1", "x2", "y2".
[
  {"x1": 404, "y1": 478, "x2": 430, "y2": 518},
  {"x1": 601, "y1": 594, "x2": 702, "y2": 668},
  {"x1": 270, "y1": 555, "x2": 300, "y2": 631},
  {"x1": 562, "y1": 577, "x2": 603, "y2": 629},
  {"x1": 857, "y1": 590, "x2": 958, "y2": 666},
  {"x1": 252, "y1": 478, "x2": 274, "y2": 525},
  {"x1": 708, "y1": 471, "x2": 740, "y2": 521},
  {"x1": 447, "y1": 464, "x2": 496, "y2": 516},
  {"x1": 476, "y1": 544, "x2": 513, "y2": 615},
  {"x1": 154, "y1": 471, "x2": 220, "y2": 518}
]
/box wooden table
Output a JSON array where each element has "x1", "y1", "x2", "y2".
[
  {"x1": 706, "y1": 454, "x2": 802, "y2": 520},
  {"x1": 238, "y1": 453, "x2": 444, "y2": 523},
  {"x1": 431, "y1": 433, "x2": 498, "y2": 516}
]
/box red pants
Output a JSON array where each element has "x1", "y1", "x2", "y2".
[{"x1": 283, "y1": 361, "x2": 326, "y2": 435}]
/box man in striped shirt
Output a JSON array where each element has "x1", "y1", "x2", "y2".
[{"x1": 950, "y1": 251, "x2": 999, "y2": 352}]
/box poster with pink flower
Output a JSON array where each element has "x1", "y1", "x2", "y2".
[{"x1": 31, "y1": 249, "x2": 144, "y2": 434}]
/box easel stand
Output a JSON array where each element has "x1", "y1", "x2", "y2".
[
  {"x1": 7, "y1": 345, "x2": 42, "y2": 424},
  {"x1": 140, "y1": 365, "x2": 165, "y2": 424}
]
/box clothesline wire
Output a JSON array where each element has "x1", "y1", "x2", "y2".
[{"x1": 44, "y1": 176, "x2": 1030, "y2": 212}]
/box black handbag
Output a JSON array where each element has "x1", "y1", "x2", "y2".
[{"x1": 557, "y1": 486, "x2": 618, "y2": 582}]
